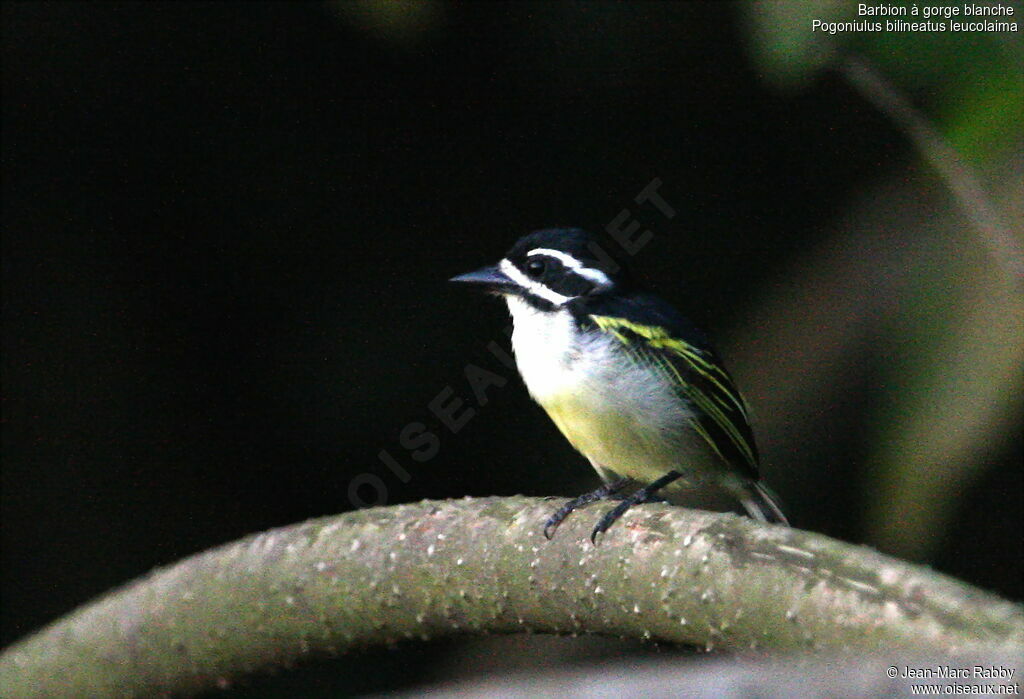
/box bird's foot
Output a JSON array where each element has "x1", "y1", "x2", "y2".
[
  {"x1": 590, "y1": 470, "x2": 683, "y2": 544},
  {"x1": 543, "y1": 478, "x2": 629, "y2": 539}
]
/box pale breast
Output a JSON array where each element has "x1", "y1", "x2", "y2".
[{"x1": 506, "y1": 296, "x2": 697, "y2": 479}]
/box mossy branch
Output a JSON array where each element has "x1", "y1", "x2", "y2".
[{"x1": 2, "y1": 496, "x2": 1022, "y2": 697}]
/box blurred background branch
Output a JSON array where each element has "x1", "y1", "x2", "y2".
[
  {"x1": 738, "y1": 0, "x2": 1023, "y2": 567},
  {"x1": 397, "y1": 652, "x2": 1024, "y2": 698},
  {"x1": 840, "y1": 53, "x2": 1023, "y2": 281}
]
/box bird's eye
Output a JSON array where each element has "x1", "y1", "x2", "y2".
[{"x1": 525, "y1": 259, "x2": 546, "y2": 278}]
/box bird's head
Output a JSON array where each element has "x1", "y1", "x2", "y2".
[{"x1": 450, "y1": 228, "x2": 628, "y2": 310}]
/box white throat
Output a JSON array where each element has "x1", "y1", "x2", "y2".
[{"x1": 504, "y1": 295, "x2": 577, "y2": 402}]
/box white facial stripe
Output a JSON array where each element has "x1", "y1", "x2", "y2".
[
  {"x1": 526, "y1": 248, "x2": 611, "y2": 287},
  {"x1": 499, "y1": 258, "x2": 572, "y2": 306}
]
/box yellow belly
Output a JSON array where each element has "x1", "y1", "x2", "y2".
[
  {"x1": 506, "y1": 296, "x2": 721, "y2": 491},
  {"x1": 540, "y1": 392, "x2": 713, "y2": 487}
]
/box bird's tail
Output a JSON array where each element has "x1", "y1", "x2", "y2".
[{"x1": 737, "y1": 480, "x2": 789, "y2": 525}]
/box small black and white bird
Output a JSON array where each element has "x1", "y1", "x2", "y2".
[{"x1": 451, "y1": 228, "x2": 788, "y2": 541}]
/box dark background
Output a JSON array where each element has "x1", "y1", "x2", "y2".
[{"x1": 3, "y1": 2, "x2": 1021, "y2": 695}]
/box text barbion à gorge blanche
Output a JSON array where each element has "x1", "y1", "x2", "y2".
[{"x1": 813, "y1": 3, "x2": 1018, "y2": 34}]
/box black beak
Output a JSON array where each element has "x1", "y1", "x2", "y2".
[{"x1": 449, "y1": 264, "x2": 515, "y2": 292}]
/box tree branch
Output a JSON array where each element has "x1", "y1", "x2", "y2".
[{"x1": 2, "y1": 497, "x2": 1021, "y2": 697}]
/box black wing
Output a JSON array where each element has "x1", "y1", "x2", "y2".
[{"x1": 575, "y1": 292, "x2": 759, "y2": 480}]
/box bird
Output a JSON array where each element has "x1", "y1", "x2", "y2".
[{"x1": 450, "y1": 228, "x2": 788, "y2": 542}]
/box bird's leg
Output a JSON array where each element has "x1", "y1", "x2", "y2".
[
  {"x1": 544, "y1": 478, "x2": 629, "y2": 539},
  {"x1": 590, "y1": 470, "x2": 683, "y2": 544}
]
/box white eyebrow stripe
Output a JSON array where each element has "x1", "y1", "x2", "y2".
[
  {"x1": 527, "y1": 248, "x2": 611, "y2": 287},
  {"x1": 499, "y1": 258, "x2": 572, "y2": 306}
]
